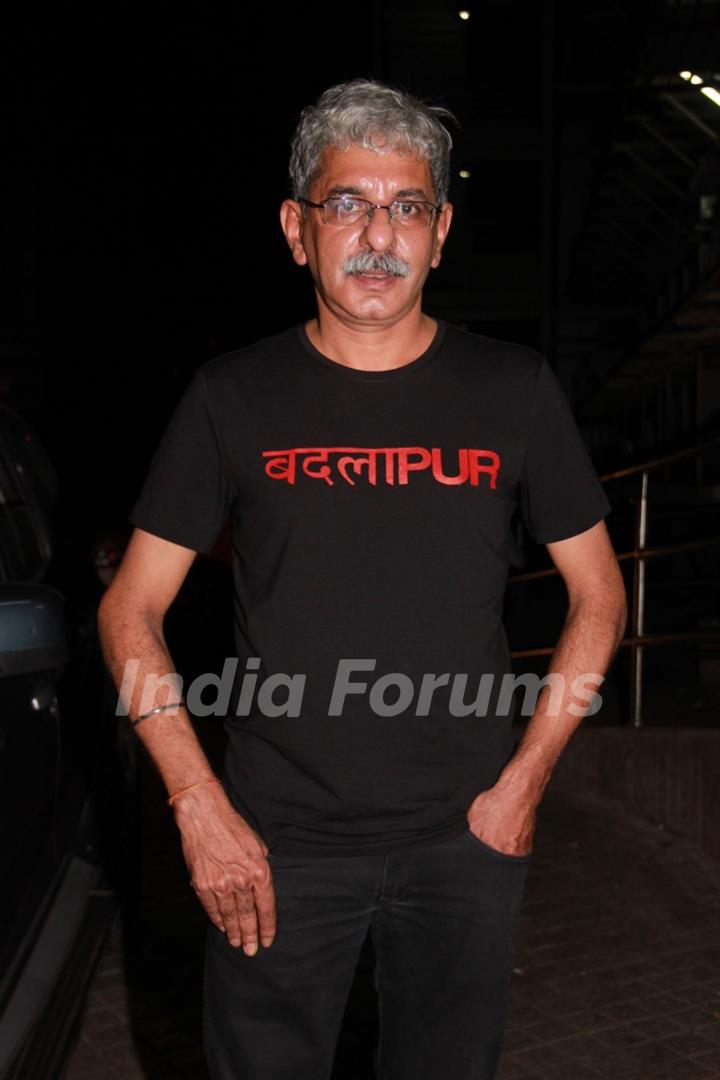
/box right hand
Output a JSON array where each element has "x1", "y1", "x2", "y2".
[{"x1": 172, "y1": 781, "x2": 276, "y2": 956}]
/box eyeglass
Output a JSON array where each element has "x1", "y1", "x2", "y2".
[{"x1": 299, "y1": 195, "x2": 441, "y2": 229}]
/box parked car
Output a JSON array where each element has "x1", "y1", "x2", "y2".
[{"x1": 0, "y1": 404, "x2": 138, "y2": 1079}]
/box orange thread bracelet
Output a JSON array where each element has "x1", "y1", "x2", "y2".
[{"x1": 167, "y1": 777, "x2": 221, "y2": 808}]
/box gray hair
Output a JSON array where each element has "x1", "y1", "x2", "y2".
[{"x1": 289, "y1": 79, "x2": 456, "y2": 205}]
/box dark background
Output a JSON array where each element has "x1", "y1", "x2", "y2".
[
  {"x1": 6, "y1": 0, "x2": 720, "y2": 557},
  {"x1": 5, "y1": 5, "x2": 720, "y2": 1076}
]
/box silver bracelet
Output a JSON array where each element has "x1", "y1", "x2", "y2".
[{"x1": 131, "y1": 700, "x2": 186, "y2": 728}]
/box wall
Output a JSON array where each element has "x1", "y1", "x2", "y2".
[{"x1": 548, "y1": 727, "x2": 720, "y2": 861}]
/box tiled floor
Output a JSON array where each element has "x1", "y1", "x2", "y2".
[
  {"x1": 63, "y1": 770, "x2": 720, "y2": 1079},
  {"x1": 497, "y1": 797, "x2": 720, "y2": 1080}
]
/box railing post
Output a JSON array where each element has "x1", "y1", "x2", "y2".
[{"x1": 630, "y1": 470, "x2": 649, "y2": 727}]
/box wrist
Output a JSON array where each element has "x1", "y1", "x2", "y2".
[
  {"x1": 169, "y1": 777, "x2": 227, "y2": 818},
  {"x1": 496, "y1": 752, "x2": 551, "y2": 802}
]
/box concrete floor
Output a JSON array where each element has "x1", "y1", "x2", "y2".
[{"x1": 63, "y1": 768, "x2": 720, "y2": 1080}]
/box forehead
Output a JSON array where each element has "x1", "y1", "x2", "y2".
[{"x1": 311, "y1": 144, "x2": 434, "y2": 198}]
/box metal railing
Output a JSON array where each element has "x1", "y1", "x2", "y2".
[{"x1": 508, "y1": 435, "x2": 720, "y2": 726}]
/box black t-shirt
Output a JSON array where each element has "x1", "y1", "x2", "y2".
[{"x1": 130, "y1": 321, "x2": 611, "y2": 857}]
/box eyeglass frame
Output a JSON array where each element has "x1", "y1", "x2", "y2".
[{"x1": 297, "y1": 194, "x2": 443, "y2": 228}]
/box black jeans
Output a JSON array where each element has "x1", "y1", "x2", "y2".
[{"x1": 203, "y1": 829, "x2": 531, "y2": 1080}]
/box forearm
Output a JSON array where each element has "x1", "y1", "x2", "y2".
[
  {"x1": 98, "y1": 595, "x2": 222, "y2": 801},
  {"x1": 497, "y1": 587, "x2": 627, "y2": 802}
]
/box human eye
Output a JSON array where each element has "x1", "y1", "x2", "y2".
[
  {"x1": 392, "y1": 201, "x2": 425, "y2": 223},
  {"x1": 327, "y1": 195, "x2": 364, "y2": 221}
]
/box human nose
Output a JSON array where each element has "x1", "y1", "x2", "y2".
[{"x1": 361, "y1": 204, "x2": 395, "y2": 250}]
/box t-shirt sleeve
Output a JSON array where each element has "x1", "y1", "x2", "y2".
[
  {"x1": 128, "y1": 366, "x2": 233, "y2": 554},
  {"x1": 519, "y1": 357, "x2": 611, "y2": 544}
]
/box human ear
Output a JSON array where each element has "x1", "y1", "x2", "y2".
[
  {"x1": 430, "y1": 202, "x2": 453, "y2": 269},
  {"x1": 279, "y1": 199, "x2": 308, "y2": 267}
]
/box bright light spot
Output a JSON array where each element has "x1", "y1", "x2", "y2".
[
  {"x1": 701, "y1": 86, "x2": 720, "y2": 107},
  {"x1": 458, "y1": 10, "x2": 471, "y2": 20},
  {"x1": 690, "y1": 74, "x2": 704, "y2": 86},
  {"x1": 459, "y1": 169, "x2": 471, "y2": 179},
  {"x1": 679, "y1": 71, "x2": 692, "y2": 80}
]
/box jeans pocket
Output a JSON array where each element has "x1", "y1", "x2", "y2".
[{"x1": 464, "y1": 827, "x2": 533, "y2": 863}]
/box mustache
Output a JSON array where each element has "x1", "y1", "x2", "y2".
[{"x1": 343, "y1": 251, "x2": 411, "y2": 278}]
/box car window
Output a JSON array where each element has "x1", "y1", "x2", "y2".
[{"x1": 0, "y1": 408, "x2": 58, "y2": 583}]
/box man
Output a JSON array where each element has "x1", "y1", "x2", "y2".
[{"x1": 98, "y1": 79, "x2": 627, "y2": 1080}]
